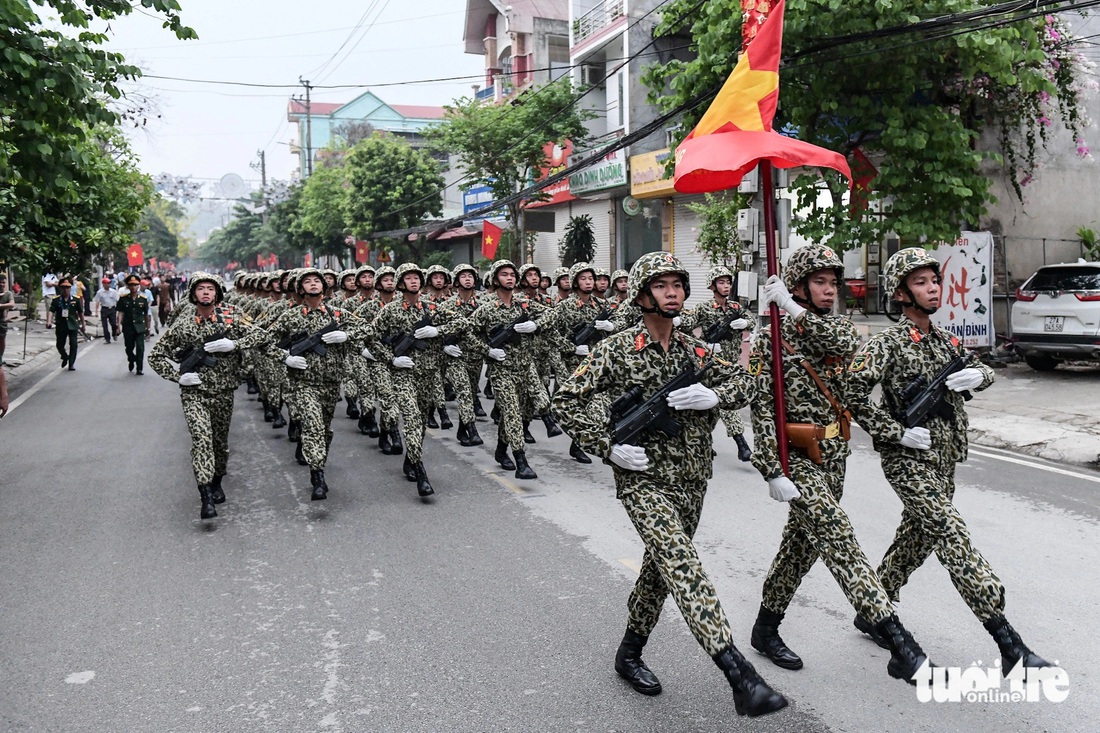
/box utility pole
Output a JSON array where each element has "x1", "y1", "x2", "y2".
[
  {"x1": 299, "y1": 76, "x2": 313, "y2": 177},
  {"x1": 252, "y1": 149, "x2": 268, "y2": 226}
]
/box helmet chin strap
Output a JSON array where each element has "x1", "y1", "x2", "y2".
[
  {"x1": 792, "y1": 292, "x2": 831, "y2": 316},
  {"x1": 897, "y1": 287, "x2": 938, "y2": 315},
  {"x1": 637, "y1": 287, "x2": 680, "y2": 318}
]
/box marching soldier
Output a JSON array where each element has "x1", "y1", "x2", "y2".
[
  {"x1": 422, "y1": 264, "x2": 454, "y2": 430},
  {"x1": 748, "y1": 244, "x2": 933, "y2": 684},
  {"x1": 50, "y1": 277, "x2": 84, "y2": 370},
  {"x1": 551, "y1": 251, "x2": 787, "y2": 718},
  {"x1": 116, "y1": 273, "x2": 150, "y2": 374},
  {"x1": 439, "y1": 263, "x2": 485, "y2": 446},
  {"x1": 551, "y1": 266, "x2": 571, "y2": 303},
  {"x1": 363, "y1": 265, "x2": 403, "y2": 454},
  {"x1": 148, "y1": 272, "x2": 271, "y2": 519},
  {"x1": 679, "y1": 265, "x2": 755, "y2": 461},
  {"x1": 347, "y1": 264, "x2": 383, "y2": 437},
  {"x1": 266, "y1": 268, "x2": 355, "y2": 501},
  {"x1": 608, "y1": 269, "x2": 629, "y2": 305},
  {"x1": 846, "y1": 247, "x2": 1051, "y2": 675}
]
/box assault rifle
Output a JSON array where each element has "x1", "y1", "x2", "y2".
[
  {"x1": 572, "y1": 307, "x2": 612, "y2": 346},
  {"x1": 487, "y1": 312, "x2": 530, "y2": 350},
  {"x1": 610, "y1": 360, "x2": 714, "y2": 446},
  {"x1": 176, "y1": 331, "x2": 224, "y2": 374},
  {"x1": 287, "y1": 320, "x2": 340, "y2": 357},
  {"x1": 702, "y1": 308, "x2": 747, "y2": 344},
  {"x1": 384, "y1": 314, "x2": 432, "y2": 358},
  {"x1": 895, "y1": 354, "x2": 974, "y2": 428}
]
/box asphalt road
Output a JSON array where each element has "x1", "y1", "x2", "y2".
[{"x1": 1, "y1": 339, "x2": 1096, "y2": 733}]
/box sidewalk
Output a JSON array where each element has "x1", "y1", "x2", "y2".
[{"x1": 5, "y1": 307, "x2": 1098, "y2": 468}]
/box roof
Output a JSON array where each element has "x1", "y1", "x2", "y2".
[
  {"x1": 288, "y1": 99, "x2": 343, "y2": 117},
  {"x1": 391, "y1": 104, "x2": 446, "y2": 120},
  {"x1": 287, "y1": 98, "x2": 444, "y2": 121}
]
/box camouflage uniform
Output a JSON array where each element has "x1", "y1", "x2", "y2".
[
  {"x1": 542, "y1": 262, "x2": 611, "y2": 376},
  {"x1": 438, "y1": 264, "x2": 484, "y2": 430}
]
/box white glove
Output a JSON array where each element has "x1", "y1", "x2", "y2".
[
  {"x1": 203, "y1": 337, "x2": 236, "y2": 353},
  {"x1": 667, "y1": 383, "x2": 720, "y2": 411},
  {"x1": 320, "y1": 330, "x2": 348, "y2": 344},
  {"x1": 672, "y1": 316, "x2": 682, "y2": 327},
  {"x1": 512, "y1": 320, "x2": 538, "y2": 334},
  {"x1": 178, "y1": 372, "x2": 202, "y2": 387},
  {"x1": 729, "y1": 318, "x2": 750, "y2": 330},
  {"x1": 392, "y1": 355, "x2": 415, "y2": 369},
  {"x1": 768, "y1": 476, "x2": 801, "y2": 502},
  {"x1": 361, "y1": 347, "x2": 375, "y2": 361},
  {"x1": 487, "y1": 348, "x2": 507, "y2": 362},
  {"x1": 945, "y1": 367, "x2": 983, "y2": 392},
  {"x1": 443, "y1": 344, "x2": 463, "y2": 358},
  {"x1": 763, "y1": 274, "x2": 807, "y2": 318},
  {"x1": 413, "y1": 325, "x2": 439, "y2": 339},
  {"x1": 610, "y1": 443, "x2": 649, "y2": 472},
  {"x1": 708, "y1": 343, "x2": 723, "y2": 354},
  {"x1": 900, "y1": 426, "x2": 932, "y2": 450},
  {"x1": 594, "y1": 319, "x2": 615, "y2": 332},
  {"x1": 574, "y1": 344, "x2": 590, "y2": 357},
  {"x1": 284, "y1": 355, "x2": 308, "y2": 370}
]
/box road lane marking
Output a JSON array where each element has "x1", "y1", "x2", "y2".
[
  {"x1": 5, "y1": 342, "x2": 99, "y2": 417},
  {"x1": 970, "y1": 447, "x2": 1100, "y2": 485}
]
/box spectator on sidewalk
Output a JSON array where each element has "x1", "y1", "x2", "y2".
[
  {"x1": 41, "y1": 272, "x2": 58, "y2": 328},
  {"x1": 50, "y1": 277, "x2": 84, "y2": 370},
  {"x1": 0, "y1": 274, "x2": 15, "y2": 364},
  {"x1": 93, "y1": 277, "x2": 119, "y2": 344},
  {"x1": 0, "y1": 363, "x2": 8, "y2": 418},
  {"x1": 80, "y1": 271, "x2": 94, "y2": 316},
  {"x1": 156, "y1": 277, "x2": 173, "y2": 327}
]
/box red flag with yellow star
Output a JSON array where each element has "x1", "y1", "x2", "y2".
[
  {"x1": 482, "y1": 220, "x2": 502, "y2": 260},
  {"x1": 355, "y1": 240, "x2": 370, "y2": 264},
  {"x1": 126, "y1": 243, "x2": 144, "y2": 267},
  {"x1": 674, "y1": 0, "x2": 851, "y2": 193}
]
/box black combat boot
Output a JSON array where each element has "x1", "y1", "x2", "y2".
[
  {"x1": 271, "y1": 406, "x2": 286, "y2": 429},
  {"x1": 295, "y1": 441, "x2": 307, "y2": 466},
  {"x1": 484, "y1": 381, "x2": 494, "y2": 399},
  {"x1": 415, "y1": 462, "x2": 435, "y2": 498},
  {"x1": 713, "y1": 646, "x2": 788, "y2": 717},
  {"x1": 490, "y1": 405, "x2": 500, "y2": 424},
  {"x1": 310, "y1": 469, "x2": 328, "y2": 501},
  {"x1": 495, "y1": 440, "x2": 516, "y2": 470},
  {"x1": 569, "y1": 440, "x2": 592, "y2": 464},
  {"x1": 197, "y1": 484, "x2": 217, "y2": 520},
  {"x1": 523, "y1": 421, "x2": 536, "y2": 444},
  {"x1": 614, "y1": 628, "x2": 662, "y2": 696},
  {"x1": 444, "y1": 383, "x2": 456, "y2": 402},
  {"x1": 379, "y1": 428, "x2": 393, "y2": 454},
  {"x1": 246, "y1": 377, "x2": 260, "y2": 395},
  {"x1": 983, "y1": 616, "x2": 1051, "y2": 675},
  {"x1": 540, "y1": 412, "x2": 563, "y2": 438},
  {"x1": 875, "y1": 614, "x2": 933, "y2": 684},
  {"x1": 464, "y1": 422, "x2": 483, "y2": 446},
  {"x1": 209, "y1": 475, "x2": 226, "y2": 505},
  {"x1": 263, "y1": 400, "x2": 275, "y2": 423},
  {"x1": 513, "y1": 450, "x2": 537, "y2": 480},
  {"x1": 438, "y1": 405, "x2": 453, "y2": 430},
  {"x1": 853, "y1": 614, "x2": 890, "y2": 649},
  {"x1": 388, "y1": 428, "x2": 404, "y2": 455},
  {"x1": 288, "y1": 420, "x2": 301, "y2": 443},
  {"x1": 750, "y1": 605, "x2": 803, "y2": 670},
  {"x1": 346, "y1": 399, "x2": 360, "y2": 419},
  {"x1": 734, "y1": 433, "x2": 753, "y2": 462},
  {"x1": 403, "y1": 455, "x2": 418, "y2": 482},
  {"x1": 426, "y1": 410, "x2": 439, "y2": 429},
  {"x1": 474, "y1": 396, "x2": 487, "y2": 417},
  {"x1": 358, "y1": 410, "x2": 379, "y2": 437},
  {"x1": 456, "y1": 422, "x2": 471, "y2": 446}
]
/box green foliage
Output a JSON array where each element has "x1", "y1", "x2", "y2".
[
  {"x1": 686, "y1": 192, "x2": 750, "y2": 267},
  {"x1": 342, "y1": 134, "x2": 444, "y2": 237},
  {"x1": 1078, "y1": 226, "x2": 1100, "y2": 261},
  {"x1": 131, "y1": 197, "x2": 191, "y2": 263},
  {"x1": 199, "y1": 200, "x2": 264, "y2": 268},
  {"x1": 643, "y1": 1, "x2": 1091, "y2": 250},
  {"x1": 558, "y1": 215, "x2": 596, "y2": 267},
  {"x1": 426, "y1": 79, "x2": 593, "y2": 248}
]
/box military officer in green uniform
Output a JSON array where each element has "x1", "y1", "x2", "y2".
[
  {"x1": 116, "y1": 273, "x2": 149, "y2": 374},
  {"x1": 50, "y1": 277, "x2": 84, "y2": 370},
  {"x1": 748, "y1": 244, "x2": 934, "y2": 684},
  {"x1": 846, "y1": 247, "x2": 1051, "y2": 675},
  {"x1": 552, "y1": 251, "x2": 787, "y2": 718},
  {"x1": 149, "y1": 272, "x2": 271, "y2": 519}
]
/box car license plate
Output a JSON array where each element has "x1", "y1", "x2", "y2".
[{"x1": 1044, "y1": 316, "x2": 1064, "y2": 332}]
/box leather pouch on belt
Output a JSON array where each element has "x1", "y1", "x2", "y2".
[{"x1": 786, "y1": 422, "x2": 825, "y2": 465}]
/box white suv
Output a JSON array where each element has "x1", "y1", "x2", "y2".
[{"x1": 1012, "y1": 261, "x2": 1100, "y2": 370}]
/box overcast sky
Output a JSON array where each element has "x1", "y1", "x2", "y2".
[{"x1": 102, "y1": 0, "x2": 485, "y2": 189}]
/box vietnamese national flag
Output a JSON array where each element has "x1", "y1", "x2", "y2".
[
  {"x1": 482, "y1": 220, "x2": 502, "y2": 260},
  {"x1": 149, "y1": 257, "x2": 158, "y2": 270},
  {"x1": 304, "y1": 253, "x2": 313, "y2": 267},
  {"x1": 127, "y1": 243, "x2": 144, "y2": 267},
  {"x1": 674, "y1": 0, "x2": 851, "y2": 193},
  {"x1": 355, "y1": 240, "x2": 370, "y2": 264}
]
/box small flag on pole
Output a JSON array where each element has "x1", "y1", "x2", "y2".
[
  {"x1": 355, "y1": 240, "x2": 370, "y2": 264},
  {"x1": 482, "y1": 220, "x2": 502, "y2": 260},
  {"x1": 127, "y1": 243, "x2": 144, "y2": 267}
]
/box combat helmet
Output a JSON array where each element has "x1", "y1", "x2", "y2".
[
  {"x1": 338, "y1": 269, "x2": 358, "y2": 291},
  {"x1": 552, "y1": 266, "x2": 570, "y2": 286},
  {"x1": 706, "y1": 264, "x2": 735, "y2": 290},
  {"x1": 295, "y1": 267, "x2": 328, "y2": 295},
  {"x1": 627, "y1": 251, "x2": 690, "y2": 305},
  {"x1": 425, "y1": 264, "x2": 451, "y2": 286},
  {"x1": 489, "y1": 259, "x2": 518, "y2": 289},
  {"x1": 188, "y1": 271, "x2": 226, "y2": 304},
  {"x1": 394, "y1": 262, "x2": 424, "y2": 291},
  {"x1": 882, "y1": 247, "x2": 940, "y2": 295},
  {"x1": 452, "y1": 262, "x2": 479, "y2": 287},
  {"x1": 568, "y1": 261, "x2": 596, "y2": 289},
  {"x1": 611, "y1": 269, "x2": 629, "y2": 284},
  {"x1": 782, "y1": 244, "x2": 844, "y2": 290}
]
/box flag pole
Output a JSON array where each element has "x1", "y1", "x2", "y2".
[{"x1": 760, "y1": 161, "x2": 790, "y2": 474}]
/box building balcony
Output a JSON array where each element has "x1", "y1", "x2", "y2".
[
  {"x1": 475, "y1": 85, "x2": 495, "y2": 101},
  {"x1": 573, "y1": 0, "x2": 625, "y2": 45}
]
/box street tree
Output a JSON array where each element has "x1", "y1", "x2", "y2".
[
  {"x1": 199, "y1": 201, "x2": 264, "y2": 269},
  {"x1": 644, "y1": 0, "x2": 1092, "y2": 248},
  {"x1": 426, "y1": 79, "x2": 592, "y2": 251}
]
